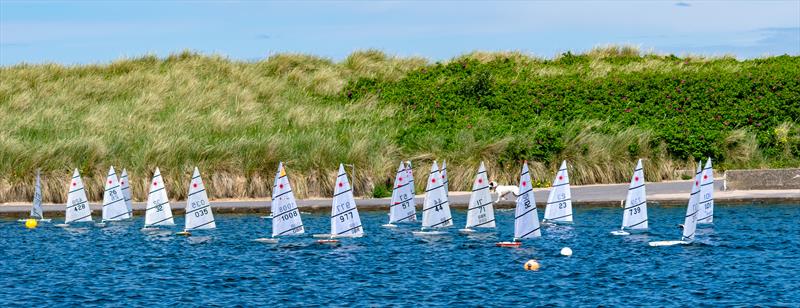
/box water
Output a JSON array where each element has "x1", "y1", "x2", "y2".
[{"x1": 1, "y1": 204, "x2": 799, "y2": 306}]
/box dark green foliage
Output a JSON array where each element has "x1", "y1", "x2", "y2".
[
  {"x1": 371, "y1": 183, "x2": 391, "y2": 198},
  {"x1": 346, "y1": 54, "x2": 800, "y2": 164}
]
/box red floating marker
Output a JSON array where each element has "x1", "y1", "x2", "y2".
[{"x1": 495, "y1": 241, "x2": 522, "y2": 248}]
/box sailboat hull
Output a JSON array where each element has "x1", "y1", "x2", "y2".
[
  {"x1": 610, "y1": 230, "x2": 630, "y2": 236},
  {"x1": 648, "y1": 240, "x2": 691, "y2": 247},
  {"x1": 254, "y1": 238, "x2": 279, "y2": 243},
  {"x1": 382, "y1": 223, "x2": 398, "y2": 228},
  {"x1": 18, "y1": 218, "x2": 51, "y2": 223},
  {"x1": 495, "y1": 241, "x2": 522, "y2": 248}
]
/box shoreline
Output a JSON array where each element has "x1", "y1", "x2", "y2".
[{"x1": 2, "y1": 179, "x2": 797, "y2": 217}]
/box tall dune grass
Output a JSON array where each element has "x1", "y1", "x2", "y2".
[{"x1": 1, "y1": 48, "x2": 797, "y2": 203}]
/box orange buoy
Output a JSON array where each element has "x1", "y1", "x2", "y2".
[{"x1": 524, "y1": 259, "x2": 540, "y2": 271}]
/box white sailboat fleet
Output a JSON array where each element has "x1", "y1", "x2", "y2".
[
  {"x1": 543, "y1": 160, "x2": 573, "y2": 224},
  {"x1": 30, "y1": 158, "x2": 717, "y2": 249},
  {"x1": 256, "y1": 162, "x2": 305, "y2": 243},
  {"x1": 142, "y1": 167, "x2": 175, "y2": 230},
  {"x1": 496, "y1": 162, "x2": 541, "y2": 247},
  {"x1": 316, "y1": 164, "x2": 364, "y2": 244},
  {"x1": 383, "y1": 161, "x2": 417, "y2": 228},
  {"x1": 459, "y1": 162, "x2": 495, "y2": 233},
  {"x1": 611, "y1": 159, "x2": 649, "y2": 235},
  {"x1": 412, "y1": 161, "x2": 453, "y2": 236}
]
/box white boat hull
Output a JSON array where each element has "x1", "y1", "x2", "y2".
[
  {"x1": 18, "y1": 218, "x2": 51, "y2": 223},
  {"x1": 254, "y1": 238, "x2": 279, "y2": 244},
  {"x1": 610, "y1": 230, "x2": 630, "y2": 236},
  {"x1": 312, "y1": 234, "x2": 332, "y2": 239},
  {"x1": 458, "y1": 228, "x2": 476, "y2": 233},
  {"x1": 382, "y1": 223, "x2": 398, "y2": 228},
  {"x1": 648, "y1": 240, "x2": 691, "y2": 247},
  {"x1": 332, "y1": 233, "x2": 364, "y2": 239},
  {"x1": 260, "y1": 215, "x2": 273, "y2": 219}
]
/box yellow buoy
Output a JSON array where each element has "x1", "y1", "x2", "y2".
[
  {"x1": 25, "y1": 219, "x2": 38, "y2": 229},
  {"x1": 523, "y1": 259, "x2": 540, "y2": 271}
]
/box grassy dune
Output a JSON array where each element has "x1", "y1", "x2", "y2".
[{"x1": 1, "y1": 48, "x2": 798, "y2": 203}]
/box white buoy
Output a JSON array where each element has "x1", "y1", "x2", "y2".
[{"x1": 560, "y1": 247, "x2": 573, "y2": 256}]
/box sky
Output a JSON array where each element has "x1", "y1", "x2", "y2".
[{"x1": 1, "y1": 1, "x2": 799, "y2": 65}]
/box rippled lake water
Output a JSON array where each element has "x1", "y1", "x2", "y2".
[{"x1": 1, "y1": 204, "x2": 798, "y2": 306}]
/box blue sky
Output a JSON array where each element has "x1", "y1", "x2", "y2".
[{"x1": 1, "y1": 1, "x2": 798, "y2": 65}]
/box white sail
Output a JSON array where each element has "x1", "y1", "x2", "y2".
[
  {"x1": 648, "y1": 162, "x2": 703, "y2": 247},
  {"x1": 65, "y1": 169, "x2": 92, "y2": 223},
  {"x1": 464, "y1": 162, "x2": 496, "y2": 229},
  {"x1": 102, "y1": 166, "x2": 131, "y2": 221},
  {"x1": 514, "y1": 162, "x2": 541, "y2": 239},
  {"x1": 421, "y1": 161, "x2": 453, "y2": 229},
  {"x1": 144, "y1": 167, "x2": 174, "y2": 227},
  {"x1": 388, "y1": 162, "x2": 416, "y2": 223},
  {"x1": 682, "y1": 163, "x2": 703, "y2": 241},
  {"x1": 621, "y1": 159, "x2": 648, "y2": 230},
  {"x1": 271, "y1": 162, "x2": 305, "y2": 237},
  {"x1": 543, "y1": 160, "x2": 573, "y2": 223},
  {"x1": 120, "y1": 169, "x2": 133, "y2": 218},
  {"x1": 406, "y1": 161, "x2": 416, "y2": 216},
  {"x1": 330, "y1": 164, "x2": 363, "y2": 237},
  {"x1": 697, "y1": 158, "x2": 714, "y2": 224},
  {"x1": 185, "y1": 167, "x2": 215, "y2": 231},
  {"x1": 30, "y1": 170, "x2": 44, "y2": 219},
  {"x1": 441, "y1": 160, "x2": 449, "y2": 197}
]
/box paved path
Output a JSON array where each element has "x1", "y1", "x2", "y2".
[{"x1": 1, "y1": 179, "x2": 797, "y2": 217}]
